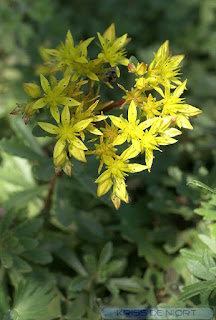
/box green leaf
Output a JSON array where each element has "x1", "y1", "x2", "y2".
[
  {"x1": 0, "y1": 286, "x2": 10, "y2": 314},
  {"x1": 21, "y1": 249, "x2": 53, "y2": 265},
  {"x1": 179, "y1": 280, "x2": 216, "y2": 301},
  {"x1": 10, "y1": 117, "x2": 44, "y2": 156},
  {"x1": 14, "y1": 218, "x2": 43, "y2": 237},
  {"x1": 68, "y1": 276, "x2": 89, "y2": 292},
  {"x1": 185, "y1": 259, "x2": 215, "y2": 280},
  {"x1": 3, "y1": 310, "x2": 19, "y2": 320},
  {"x1": 12, "y1": 280, "x2": 57, "y2": 320},
  {"x1": 66, "y1": 297, "x2": 86, "y2": 319},
  {"x1": 52, "y1": 179, "x2": 76, "y2": 227},
  {"x1": 83, "y1": 254, "x2": 97, "y2": 274},
  {"x1": 3, "y1": 186, "x2": 48, "y2": 211},
  {"x1": 33, "y1": 158, "x2": 55, "y2": 181},
  {"x1": 129, "y1": 56, "x2": 139, "y2": 67},
  {"x1": 108, "y1": 277, "x2": 143, "y2": 293},
  {"x1": 0, "y1": 137, "x2": 43, "y2": 161},
  {"x1": 1, "y1": 250, "x2": 13, "y2": 269},
  {"x1": 55, "y1": 247, "x2": 88, "y2": 276},
  {"x1": 98, "y1": 242, "x2": 113, "y2": 268},
  {"x1": 13, "y1": 256, "x2": 32, "y2": 273},
  {"x1": 187, "y1": 180, "x2": 216, "y2": 193},
  {"x1": 199, "y1": 234, "x2": 216, "y2": 255}
]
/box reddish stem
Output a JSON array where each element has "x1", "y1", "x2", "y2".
[{"x1": 102, "y1": 99, "x2": 125, "y2": 113}]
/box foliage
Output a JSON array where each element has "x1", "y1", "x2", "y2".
[{"x1": 1, "y1": 0, "x2": 216, "y2": 319}]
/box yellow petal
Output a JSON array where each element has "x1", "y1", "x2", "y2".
[
  {"x1": 176, "y1": 115, "x2": 193, "y2": 129},
  {"x1": 173, "y1": 80, "x2": 187, "y2": 97},
  {"x1": 97, "y1": 178, "x2": 113, "y2": 197},
  {"x1": 55, "y1": 75, "x2": 71, "y2": 94},
  {"x1": 72, "y1": 118, "x2": 93, "y2": 132},
  {"x1": 61, "y1": 105, "x2": 70, "y2": 126},
  {"x1": 128, "y1": 100, "x2": 137, "y2": 123},
  {"x1": 40, "y1": 74, "x2": 50, "y2": 94},
  {"x1": 145, "y1": 149, "x2": 154, "y2": 170},
  {"x1": 53, "y1": 139, "x2": 66, "y2": 158},
  {"x1": 113, "y1": 134, "x2": 127, "y2": 146},
  {"x1": 109, "y1": 116, "x2": 126, "y2": 129},
  {"x1": 127, "y1": 163, "x2": 148, "y2": 173},
  {"x1": 65, "y1": 30, "x2": 74, "y2": 48},
  {"x1": 68, "y1": 145, "x2": 87, "y2": 162},
  {"x1": 68, "y1": 136, "x2": 88, "y2": 150},
  {"x1": 38, "y1": 122, "x2": 59, "y2": 134},
  {"x1": 120, "y1": 145, "x2": 139, "y2": 161},
  {"x1": 50, "y1": 105, "x2": 60, "y2": 123},
  {"x1": 62, "y1": 97, "x2": 80, "y2": 107},
  {"x1": 95, "y1": 169, "x2": 111, "y2": 183},
  {"x1": 33, "y1": 98, "x2": 47, "y2": 110},
  {"x1": 103, "y1": 23, "x2": 116, "y2": 41},
  {"x1": 111, "y1": 193, "x2": 121, "y2": 210}
]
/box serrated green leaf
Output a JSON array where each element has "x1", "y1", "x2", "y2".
[
  {"x1": 14, "y1": 218, "x2": 43, "y2": 237},
  {"x1": 186, "y1": 259, "x2": 215, "y2": 280},
  {"x1": 98, "y1": 242, "x2": 113, "y2": 268},
  {"x1": 13, "y1": 280, "x2": 57, "y2": 320},
  {"x1": 22, "y1": 248, "x2": 53, "y2": 265},
  {"x1": 179, "y1": 280, "x2": 216, "y2": 301},
  {"x1": 83, "y1": 254, "x2": 97, "y2": 274},
  {"x1": 12, "y1": 256, "x2": 32, "y2": 273},
  {"x1": 199, "y1": 234, "x2": 216, "y2": 254},
  {"x1": 68, "y1": 276, "x2": 89, "y2": 292},
  {"x1": 108, "y1": 277, "x2": 143, "y2": 293},
  {"x1": 55, "y1": 247, "x2": 88, "y2": 276}
]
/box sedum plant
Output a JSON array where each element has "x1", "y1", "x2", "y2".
[{"x1": 11, "y1": 23, "x2": 202, "y2": 209}]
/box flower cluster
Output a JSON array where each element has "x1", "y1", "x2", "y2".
[{"x1": 12, "y1": 25, "x2": 202, "y2": 209}]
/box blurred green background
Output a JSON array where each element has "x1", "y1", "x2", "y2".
[{"x1": 1, "y1": 0, "x2": 216, "y2": 316}]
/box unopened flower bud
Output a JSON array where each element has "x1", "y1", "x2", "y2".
[
  {"x1": 63, "y1": 160, "x2": 73, "y2": 177},
  {"x1": 128, "y1": 63, "x2": 136, "y2": 73},
  {"x1": 22, "y1": 83, "x2": 41, "y2": 99},
  {"x1": 54, "y1": 151, "x2": 67, "y2": 168},
  {"x1": 136, "y1": 62, "x2": 147, "y2": 76}
]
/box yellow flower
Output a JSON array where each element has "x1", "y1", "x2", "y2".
[
  {"x1": 135, "y1": 41, "x2": 184, "y2": 94},
  {"x1": 44, "y1": 30, "x2": 94, "y2": 74},
  {"x1": 140, "y1": 117, "x2": 181, "y2": 170},
  {"x1": 95, "y1": 145, "x2": 148, "y2": 209},
  {"x1": 72, "y1": 100, "x2": 107, "y2": 137},
  {"x1": 97, "y1": 23, "x2": 130, "y2": 76},
  {"x1": 32, "y1": 75, "x2": 80, "y2": 123},
  {"x1": 38, "y1": 105, "x2": 93, "y2": 164},
  {"x1": 160, "y1": 80, "x2": 202, "y2": 129},
  {"x1": 109, "y1": 100, "x2": 152, "y2": 150},
  {"x1": 141, "y1": 93, "x2": 162, "y2": 119}
]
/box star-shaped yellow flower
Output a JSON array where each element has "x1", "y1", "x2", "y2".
[
  {"x1": 97, "y1": 23, "x2": 130, "y2": 76},
  {"x1": 109, "y1": 100, "x2": 153, "y2": 150},
  {"x1": 38, "y1": 105, "x2": 93, "y2": 165},
  {"x1": 33, "y1": 75, "x2": 80, "y2": 123},
  {"x1": 161, "y1": 80, "x2": 202, "y2": 129},
  {"x1": 95, "y1": 145, "x2": 148, "y2": 209}
]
